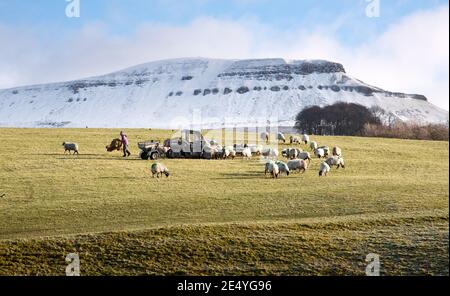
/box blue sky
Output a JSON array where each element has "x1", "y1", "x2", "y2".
[
  {"x1": 0, "y1": 0, "x2": 447, "y2": 43},
  {"x1": 0, "y1": 0, "x2": 448, "y2": 109}
]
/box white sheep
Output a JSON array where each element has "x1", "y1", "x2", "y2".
[
  {"x1": 288, "y1": 148, "x2": 299, "y2": 160},
  {"x1": 261, "y1": 147, "x2": 279, "y2": 158},
  {"x1": 289, "y1": 135, "x2": 301, "y2": 144},
  {"x1": 298, "y1": 151, "x2": 311, "y2": 162},
  {"x1": 62, "y1": 142, "x2": 79, "y2": 155},
  {"x1": 264, "y1": 160, "x2": 280, "y2": 178},
  {"x1": 332, "y1": 146, "x2": 342, "y2": 157},
  {"x1": 317, "y1": 146, "x2": 330, "y2": 157},
  {"x1": 325, "y1": 156, "x2": 345, "y2": 169},
  {"x1": 302, "y1": 134, "x2": 310, "y2": 144},
  {"x1": 287, "y1": 159, "x2": 308, "y2": 173},
  {"x1": 277, "y1": 132, "x2": 286, "y2": 143},
  {"x1": 151, "y1": 163, "x2": 170, "y2": 178},
  {"x1": 222, "y1": 146, "x2": 236, "y2": 159},
  {"x1": 319, "y1": 162, "x2": 330, "y2": 176},
  {"x1": 315, "y1": 148, "x2": 325, "y2": 158},
  {"x1": 309, "y1": 141, "x2": 318, "y2": 151},
  {"x1": 242, "y1": 147, "x2": 252, "y2": 160},
  {"x1": 275, "y1": 160, "x2": 290, "y2": 176}
]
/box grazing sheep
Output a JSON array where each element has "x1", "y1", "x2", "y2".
[
  {"x1": 319, "y1": 162, "x2": 330, "y2": 176},
  {"x1": 264, "y1": 160, "x2": 280, "y2": 178},
  {"x1": 242, "y1": 147, "x2": 252, "y2": 159},
  {"x1": 277, "y1": 132, "x2": 286, "y2": 143},
  {"x1": 298, "y1": 151, "x2": 312, "y2": 162},
  {"x1": 62, "y1": 142, "x2": 79, "y2": 155},
  {"x1": 151, "y1": 163, "x2": 170, "y2": 178},
  {"x1": 332, "y1": 146, "x2": 342, "y2": 157},
  {"x1": 288, "y1": 148, "x2": 299, "y2": 160},
  {"x1": 309, "y1": 141, "x2": 318, "y2": 151},
  {"x1": 287, "y1": 159, "x2": 308, "y2": 173},
  {"x1": 315, "y1": 148, "x2": 325, "y2": 158},
  {"x1": 261, "y1": 147, "x2": 279, "y2": 158},
  {"x1": 281, "y1": 148, "x2": 289, "y2": 158},
  {"x1": 302, "y1": 134, "x2": 310, "y2": 144},
  {"x1": 289, "y1": 135, "x2": 301, "y2": 144},
  {"x1": 223, "y1": 146, "x2": 236, "y2": 160},
  {"x1": 325, "y1": 156, "x2": 345, "y2": 169},
  {"x1": 275, "y1": 160, "x2": 290, "y2": 176},
  {"x1": 317, "y1": 146, "x2": 330, "y2": 157},
  {"x1": 106, "y1": 138, "x2": 122, "y2": 152}
]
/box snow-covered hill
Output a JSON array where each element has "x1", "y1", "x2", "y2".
[{"x1": 0, "y1": 58, "x2": 447, "y2": 128}]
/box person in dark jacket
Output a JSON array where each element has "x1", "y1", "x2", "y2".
[{"x1": 120, "y1": 131, "x2": 131, "y2": 157}]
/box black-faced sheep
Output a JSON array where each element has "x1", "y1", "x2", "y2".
[
  {"x1": 261, "y1": 147, "x2": 279, "y2": 158},
  {"x1": 302, "y1": 134, "x2": 310, "y2": 144},
  {"x1": 275, "y1": 160, "x2": 290, "y2": 176},
  {"x1": 287, "y1": 159, "x2": 308, "y2": 173},
  {"x1": 289, "y1": 135, "x2": 301, "y2": 144},
  {"x1": 277, "y1": 132, "x2": 286, "y2": 143},
  {"x1": 242, "y1": 147, "x2": 252, "y2": 160},
  {"x1": 332, "y1": 146, "x2": 342, "y2": 157},
  {"x1": 317, "y1": 146, "x2": 330, "y2": 157},
  {"x1": 151, "y1": 163, "x2": 170, "y2": 178},
  {"x1": 62, "y1": 142, "x2": 79, "y2": 155},
  {"x1": 264, "y1": 160, "x2": 280, "y2": 178},
  {"x1": 325, "y1": 156, "x2": 345, "y2": 169},
  {"x1": 315, "y1": 148, "x2": 325, "y2": 158},
  {"x1": 319, "y1": 162, "x2": 330, "y2": 176},
  {"x1": 298, "y1": 151, "x2": 312, "y2": 162}
]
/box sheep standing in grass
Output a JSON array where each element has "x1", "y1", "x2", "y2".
[
  {"x1": 290, "y1": 135, "x2": 300, "y2": 144},
  {"x1": 302, "y1": 134, "x2": 310, "y2": 144},
  {"x1": 288, "y1": 148, "x2": 299, "y2": 160},
  {"x1": 319, "y1": 162, "x2": 330, "y2": 176},
  {"x1": 332, "y1": 146, "x2": 342, "y2": 157},
  {"x1": 275, "y1": 160, "x2": 290, "y2": 176},
  {"x1": 242, "y1": 147, "x2": 252, "y2": 160},
  {"x1": 298, "y1": 151, "x2": 311, "y2": 163},
  {"x1": 318, "y1": 146, "x2": 330, "y2": 157},
  {"x1": 309, "y1": 141, "x2": 318, "y2": 151},
  {"x1": 315, "y1": 148, "x2": 325, "y2": 158},
  {"x1": 277, "y1": 132, "x2": 286, "y2": 143},
  {"x1": 325, "y1": 156, "x2": 345, "y2": 169},
  {"x1": 261, "y1": 148, "x2": 279, "y2": 158},
  {"x1": 287, "y1": 159, "x2": 308, "y2": 173},
  {"x1": 151, "y1": 163, "x2": 170, "y2": 178},
  {"x1": 264, "y1": 160, "x2": 279, "y2": 178},
  {"x1": 222, "y1": 146, "x2": 236, "y2": 160},
  {"x1": 62, "y1": 142, "x2": 79, "y2": 155}
]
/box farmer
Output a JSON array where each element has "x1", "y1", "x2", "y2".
[{"x1": 120, "y1": 131, "x2": 131, "y2": 157}]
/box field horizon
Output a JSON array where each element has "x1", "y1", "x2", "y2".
[{"x1": 0, "y1": 128, "x2": 448, "y2": 275}]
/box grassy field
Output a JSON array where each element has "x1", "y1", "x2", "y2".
[{"x1": 0, "y1": 128, "x2": 448, "y2": 275}]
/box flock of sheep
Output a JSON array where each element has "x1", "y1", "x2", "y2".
[
  {"x1": 263, "y1": 133, "x2": 345, "y2": 178},
  {"x1": 150, "y1": 132, "x2": 345, "y2": 179},
  {"x1": 62, "y1": 132, "x2": 345, "y2": 179}
]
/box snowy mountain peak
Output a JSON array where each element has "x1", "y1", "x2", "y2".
[{"x1": 0, "y1": 58, "x2": 447, "y2": 128}]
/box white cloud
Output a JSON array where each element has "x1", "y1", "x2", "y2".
[{"x1": 0, "y1": 5, "x2": 448, "y2": 110}]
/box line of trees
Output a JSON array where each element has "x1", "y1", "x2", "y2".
[
  {"x1": 294, "y1": 102, "x2": 380, "y2": 136},
  {"x1": 294, "y1": 102, "x2": 449, "y2": 141}
]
